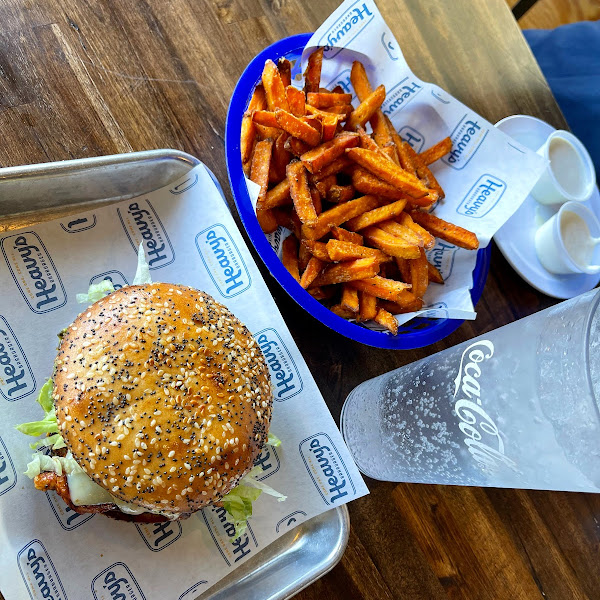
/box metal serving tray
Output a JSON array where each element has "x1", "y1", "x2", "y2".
[{"x1": 0, "y1": 149, "x2": 350, "y2": 600}]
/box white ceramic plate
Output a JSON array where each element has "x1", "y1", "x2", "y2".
[{"x1": 494, "y1": 115, "x2": 600, "y2": 299}]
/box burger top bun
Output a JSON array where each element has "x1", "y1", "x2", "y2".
[{"x1": 53, "y1": 283, "x2": 272, "y2": 519}]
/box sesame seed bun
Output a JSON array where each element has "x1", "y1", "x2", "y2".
[{"x1": 53, "y1": 283, "x2": 272, "y2": 519}]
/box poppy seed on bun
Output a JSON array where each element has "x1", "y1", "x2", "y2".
[{"x1": 53, "y1": 283, "x2": 272, "y2": 519}]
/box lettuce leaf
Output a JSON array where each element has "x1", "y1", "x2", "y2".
[
  {"x1": 221, "y1": 460, "x2": 287, "y2": 538},
  {"x1": 133, "y1": 243, "x2": 153, "y2": 285},
  {"x1": 15, "y1": 379, "x2": 66, "y2": 449},
  {"x1": 221, "y1": 485, "x2": 262, "y2": 538},
  {"x1": 76, "y1": 279, "x2": 115, "y2": 304},
  {"x1": 24, "y1": 453, "x2": 82, "y2": 479},
  {"x1": 267, "y1": 433, "x2": 281, "y2": 447}
]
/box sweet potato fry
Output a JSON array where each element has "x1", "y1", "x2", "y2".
[
  {"x1": 300, "y1": 256, "x2": 325, "y2": 289},
  {"x1": 307, "y1": 92, "x2": 353, "y2": 108},
  {"x1": 241, "y1": 84, "x2": 267, "y2": 166},
  {"x1": 314, "y1": 174, "x2": 337, "y2": 198},
  {"x1": 321, "y1": 115, "x2": 341, "y2": 142},
  {"x1": 300, "y1": 132, "x2": 359, "y2": 174},
  {"x1": 330, "y1": 304, "x2": 356, "y2": 319},
  {"x1": 395, "y1": 256, "x2": 412, "y2": 284},
  {"x1": 254, "y1": 123, "x2": 281, "y2": 141},
  {"x1": 349, "y1": 276, "x2": 414, "y2": 303},
  {"x1": 286, "y1": 86, "x2": 306, "y2": 117},
  {"x1": 350, "y1": 61, "x2": 393, "y2": 148},
  {"x1": 302, "y1": 195, "x2": 381, "y2": 241},
  {"x1": 402, "y1": 141, "x2": 445, "y2": 200},
  {"x1": 362, "y1": 226, "x2": 421, "y2": 259},
  {"x1": 374, "y1": 308, "x2": 399, "y2": 335},
  {"x1": 250, "y1": 138, "x2": 273, "y2": 206},
  {"x1": 379, "y1": 297, "x2": 423, "y2": 314},
  {"x1": 261, "y1": 179, "x2": 291, "y2": 210},
  {"x1": 286, "y1": 160, "x2": 318, "y2": 226},
  {"x1": 427, "y1": 261, "x2": 444, "y2": 284},
  {"x1": 345, "y1": 85, "x2": 386, "y2": 131},
  {"x1": 285, "y1": 136, "x2": 312, "y2": 157},
  {"x1": 252, "y1": 110, "x2": 279, "y2": 129},
  {"x1": 270, "y1": 132, "x2": 291, "y2": 183},
  {"x1": 311, "y1": 257, "x2": 380, "y2": 287},
  {"x1": 308, "y1": 285, "x2": 337, "y2": 300},
  {"x1": 311, "y1": 156, "x2": 353, "y2": 181},
  {"x1": 358, "y1": 291, "x2": 378, "y2": 322},
  {"x1": 392, "y1": 134, "x2": 417, "y2": 177},
  {"x1": 256, "y1": 208, "x2": 278, "y2": 233},
  {"x1": 410, "y1": 248, "x2": 429, "y2": 298},
  {"x1": 298, "y1": 236, "x2": 311, "y2": 272},
  {"x1": 356, "y1": 127, "x2": 391, "y2": 159},
  {"x1": 419, "y1": 136, "x2": 452, "y2": 165},
  {"x1": 345, "y1": 199, "x2": 408, "y2": 231},
  {"x1": 341, "y1": 284, "x2": 359, "y2": 313},
  {"x1": 282, "y1": 235, "x2": 300, "y2": 282},
  {"x1": 346, "y1": 148, "x2": 435, "y2": 201},
  {"x1": 352, "y1": 167, "x2": 430, "y2": 205},
  {"x1": 377, "y1": 219, "x2": 424, "y2": 247},
  {"x1": 278, "y1": 58, "x2": 292, "y2": 87},
  {"x1": 327, "y1": 185, "x2": 354, "y2": 204},
  {"x1": 409, "y1": 210, "x2": 479, "y2": 250},
  {"x1": 331, "y1": 226, "x2": 364, "y2": 245},
  {"x1": 309, "y1": 184, "x2": 322, "y2": 215},
  {"x1": 302, "y1": 240, "x2": 331, "y2": 262},
  {"x1": 326, "y1": 239, "x2": 391, "y2": 263},
  {"x1": 262, "y1": 59, "x2": 289, "y2": 112},
  {"x1": 275, "y1": 109, "x2": 321, "y2": 146},
  {"x1": 397, "y1": 212, "x2": 435, "y2": 249},
  {"x1": 304, "y1": 48, "x2": 324, "y2": 95}
]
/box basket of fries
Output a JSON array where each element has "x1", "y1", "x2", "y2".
[{"x1": 225, "y1": 33, "x2": 491, "y2": 349}]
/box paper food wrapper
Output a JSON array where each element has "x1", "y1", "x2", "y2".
[
  {"x1": 251, "y1": 0, "x2": 547, "y2": 326},
  {"x1": 0, "y1": 163, "x2": 368, "y2": 600}
]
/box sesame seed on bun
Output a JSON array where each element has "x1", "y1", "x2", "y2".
[{"x1": 53, "y1": 283, "x2": 272, "y2": 519}]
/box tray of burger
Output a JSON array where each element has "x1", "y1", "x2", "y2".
[{"x1": 0, "y1": 149, "x2": 363, "y2": 600}]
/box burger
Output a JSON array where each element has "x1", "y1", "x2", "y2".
[{"x1": 17, "y1": 267, "x2": 283, "y2": 531}]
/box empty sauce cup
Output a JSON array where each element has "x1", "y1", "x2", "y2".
[
  {"x1": 531, "y1": 130, "x2": 596, "y2": 205},
  {"x1": 535, "y1": 202, "x2": 600, "y2": 275}
]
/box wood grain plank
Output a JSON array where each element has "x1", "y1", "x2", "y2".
[{"x1": 392, "y1": 484, "x2": 544, "y2": 599}]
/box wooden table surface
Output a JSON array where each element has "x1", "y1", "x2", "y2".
[{"x1": 1, "y1": 1, "x2": 598, "y2": 599}]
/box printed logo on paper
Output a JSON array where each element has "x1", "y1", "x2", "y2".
[
  {"x1": 382, "y1": 77, "x2": 423, "y2": 117},
  {"x1": 420, "y1": 302, "x2": 449, "y2": 320},
  {"x1": 255, "y1": 328, "x2": 303, "y2": 401},
  {"x1": 325, "y1": 68, "x2": 352, "y2": 95},
  {"x1": 426, "y1": 241, "x2": 458, "y2": 279},
  {"x1": 1, "y1": 232, "x2": 67, "y2": 314},
  {"x1": 117, "y1": 200, "x2": 175, "y2": 270},
  {"x1": 179, "y1": 582, "x2": 208, "y2": 600},
  {"x1": 267, "y1": 227, "x2": 286, "y2": 254},
  {"x1": 299, "y1": 433, "x2": 356, "y2": 506},
  {"x1": 253, "y1": 444, "x2": 280, "y2": 480},
  {"x1": 60, "y1": 215, "x2": 97, "y2": 233},
  {"x1": 276, "y1": 511, "x2": 307, "y2": 533},
  {"x1": 46, "y1": 492, "x2": 94, "y2": 530},
  {"x1": 201, "y1": 506, "x2": 258, "y2": 567},
  {"x1": 0, "y1": 435, "x2": 17, "y2": 497},
  {"x1": 442, "y1": 115, "x2": 488, "y2": 170},
  {"x1": 398, "y1": 126, "x2": 425, "y2": 152},
  {"x1": 457, "y1": 175, "x2": 507, "y2": 218},
  {"x1": 319, "y1": 0, "x2": 375, "y2": 58},
  {"x1": 195, "y1": 225, "x2": 251, "y2": 298},
  {"x1": 135, "y1": 520, "x2": 182, "y2": 552},
  {"x1": 381, "y1": 31, "x2": 399, "y2": 61},
  {"x1": 90, "y1": 271, "x2": 129, "y2": 291},
  {"x1": 91, "y1": 562, "x2": 146, "y2": 600},
  {"x1": 18, "y1": 539, "x2": 68, "y2": 600},
  {"x1": 0, "y1": 316, "x2": 36, "y2": 401}
]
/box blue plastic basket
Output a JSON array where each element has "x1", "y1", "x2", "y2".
[{"x1": 225, "y1": 33, "x2": 491, "y2": 349}]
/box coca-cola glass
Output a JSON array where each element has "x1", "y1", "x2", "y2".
[{"x1": 341, "y1": 289, "x2": 600, "y2": 491}]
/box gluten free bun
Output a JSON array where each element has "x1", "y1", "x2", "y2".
[{"x1": 53, "y1": 283, "x2": 272, "y2": 519}]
